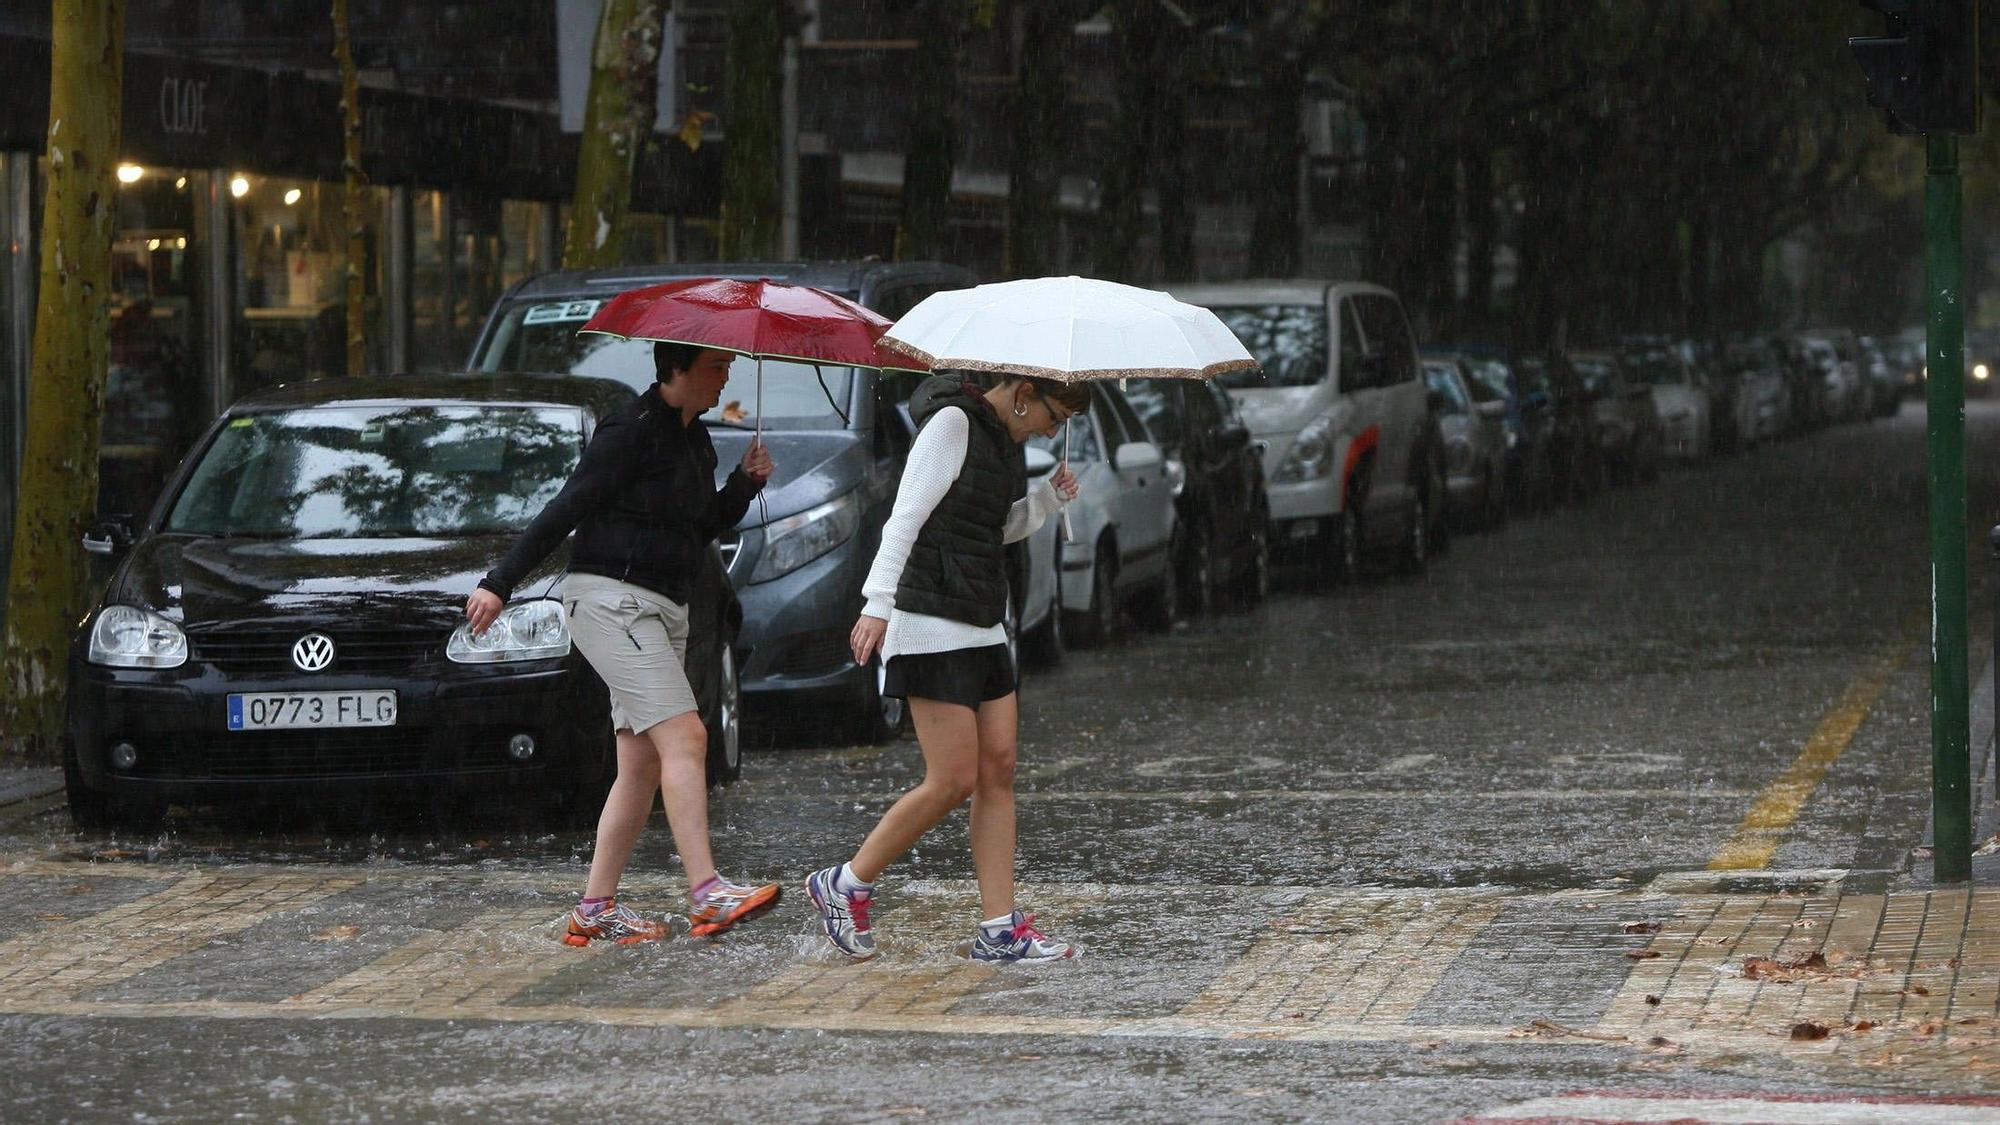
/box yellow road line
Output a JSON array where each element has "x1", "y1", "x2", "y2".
[{"x1": 1707, "y1": 645, "x2": 1909, "y2": 871}]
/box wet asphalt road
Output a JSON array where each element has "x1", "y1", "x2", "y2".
[{"x1": 4, "y1": 398, "x2": 1999, "y2": 1123}]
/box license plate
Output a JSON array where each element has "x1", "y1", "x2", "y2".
[{"x1": 228, "y1": 690, "x2": 398, "y2": 731}]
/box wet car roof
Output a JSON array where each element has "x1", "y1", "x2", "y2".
[
  {"x1": 224, "y1": 373, "x2": 637, "y2": 417},
  {"x1": 502, "y1": 260, "x2": 971, "y2": 302}
]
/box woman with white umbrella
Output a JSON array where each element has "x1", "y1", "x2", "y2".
[{"x1": 805, "y1": 277, "x2": 1253, "y2": 964}]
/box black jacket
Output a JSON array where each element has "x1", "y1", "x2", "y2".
[
  {"x1": 893, "y1": 378, "x2": 1025, "y2": 628},
  {"x1": 479, "y1": 390, "x2": 759, "y2": 605}
]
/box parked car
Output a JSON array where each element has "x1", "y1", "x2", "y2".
[
  {"x1": 468, "y1": 260, "x2": 983, "y2": 744},
  {"x1": 1720, "y1": 339, "x2": 1791, "y2": 445},
  {"x1": 1856, "y1": 336, "x2": 1903, "y2": 418},
  {"x1": 1421, "y1": 357, "x2": 1508, "y2": 529},
  {"x1": 1168, "y1": 280, "x2": 1443, "y2": 579},
  {"x1": 1798, "y1": 331, "x2": 1869, "y2": 422},
  {"x1": 1620, "y1": 344, "x2": 1711, "y2": 460},
  {"x1": 1512, "y1": 349, "x2": 1604, "y2": 505},
  {"x1": 1443, "y1": 350, "x2": 1556, "y2": 513},
  {"x1": 1026, "y1": 381, "x2": 1180, "y2": 645},
  {"x1": 1570, "y1": 349, "x2": 1662, "y2": 483},
  {"x1": 65, "y1": 374, "x2": 745, "y2": 830},
  {"x1": 1119, "y1": 376, "x2": 1271, "y2": 613}
]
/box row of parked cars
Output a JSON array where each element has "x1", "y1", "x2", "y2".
[{"x1": 55, "y1": 259, "x2": 1905, "y2": 829}]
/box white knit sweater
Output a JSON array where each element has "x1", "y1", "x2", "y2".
[{"x1": 860, "y1": 406, "x2": 1068, "y2": 658}]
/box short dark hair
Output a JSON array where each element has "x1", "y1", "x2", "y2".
[
  {"x1": 653, "y1": 341, "x2": 706, "y2": 383},
  {"x1": 1011, "y1": 374, "x2": 1090, "y2": 415}
]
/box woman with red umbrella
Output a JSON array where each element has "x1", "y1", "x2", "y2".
[{"x1": 465, "y1": 342, "x2": 780, "y2": 945}]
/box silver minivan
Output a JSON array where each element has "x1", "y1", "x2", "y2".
[{"x1": 1166, "y1": 281, "x2": 1441, "y2": 577}]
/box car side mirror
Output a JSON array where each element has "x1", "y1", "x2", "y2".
[
  {"x1": 82, "y1": 516, "x2": 136, "y2": 557},
  {"x1": 1024, "y1": 446, "x2": 1057, "y2": 478},
  {"x1": 1113, "y1": 440, "x2": 1163, "y2": 473}
]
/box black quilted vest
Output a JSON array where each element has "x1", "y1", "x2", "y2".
[{"x1": 895, "y1": 379, "x2": 1027, "y2": 628}]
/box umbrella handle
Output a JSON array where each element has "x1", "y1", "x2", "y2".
[{"x1": 1059, "y1": 420, "x2": 1073, "y2": 542}]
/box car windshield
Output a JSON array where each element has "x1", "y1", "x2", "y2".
[
  {"x1": 1207, "y1": 303, "x2": 1327, "y2": 389},
  {"x1": 1572, "y1": 357, "x2": 1618, "y2": 396},
  {"x1": 475, "y1": 299, "x2": 856, "y2": 431},
  {"x1": 164, "y1": 405, "x2": 584, "y2": 538},
  {"x1": 1423, "y1": 364, "x2": 1470, "y2": 413},
  {"x1": 1622, "y1": 351, "x2": 1689, "y2": 385}
]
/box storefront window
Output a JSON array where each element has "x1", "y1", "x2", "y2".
[
  {"x1": 232, "y1": 174, "x2": 382, "y2": 397},
  {"x1": 412, "y1": 193, "x2": 552, "y2": 373},
  {"x1": 102, "y1": 162, "x2": 208, "y2": 520}
]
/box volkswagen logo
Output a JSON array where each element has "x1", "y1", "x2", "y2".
[{"x1": 291, "y1": 633, "x2": 336, "y2": 673}]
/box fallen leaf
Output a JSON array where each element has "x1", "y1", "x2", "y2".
[
  {"x1": 1645, "y1": 994, "x2": 1662, "y2": 1006},
  {"x1": 1792, "y1": 919, "x2": 1818, "y2": 929},
  {"x1": 311, "y1": 924, "x2": 361, "y2": 942},
  {"x1": 1525, "y1": 1018, "x2": 1628, "y2": 1042},
  {"x1": 1975, "y1": 833, "x2": 2000, "y2": 856},
  {"x1": 1625, "y1": 949, "x2": 1662, "y2": 960},
  {"x1": 33, "y1": 912, "x2": 67, "y2": 922},
  {"x1": 1790, "y1": 1021, "x2": 1830, "y2": 1041},
  {"x1": 1645, "y1": 1035, "x2": 1680, "y2": 1054},
  {"x1": 63, "y1": 883, "x2": 92, "y2": 895},
  {"x1": 1916, "y1": 1019, "x2": 1944, "y2": 1036},
  {"x1": 1906, "y1": 984, "x2": 1931, "y2": 996},
  {"x1": 1853, "y1": 1019, "x2": 1877, "y2": 1032},
  {"x1": 1621, "y1": 921, "x2": 1662, "y2": 934}
]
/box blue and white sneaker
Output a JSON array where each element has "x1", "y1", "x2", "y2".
[
  {"x1": 970, "y1": 911, "x2": 1077, "y2": 964},
  {"x1": 806, "y1": 865, "x2": 876, "y2": 960}
]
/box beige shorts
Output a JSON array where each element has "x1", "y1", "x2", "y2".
[{"x1": 562, "y1": 573, "x2": 698, "y2": 735}]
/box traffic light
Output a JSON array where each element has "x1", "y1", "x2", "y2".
[{"x1": 1849, "y1": 0, "x2": 1980, "y2": 134}]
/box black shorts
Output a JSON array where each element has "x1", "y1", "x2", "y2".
[{"x1": 881, "y1": 644, "x2": 1017, "y2": 709}]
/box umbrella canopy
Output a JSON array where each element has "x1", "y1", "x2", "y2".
[
  {"x1": 577, "y1": 276, "x2": 925, "y2": 371},
  {"x1": 878, "y1": 275, "x2": 1257, "y2": 383}
]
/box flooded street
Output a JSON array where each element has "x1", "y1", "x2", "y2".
[{"x1": 5, "y1": 400, "x2": 2000, "y2": 1123}]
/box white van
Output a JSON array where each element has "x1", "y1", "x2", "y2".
[{"x1": 1166, "y1": 281, "x2": 1439, "y2": 577}]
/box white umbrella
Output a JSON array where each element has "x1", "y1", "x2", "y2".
[
  {"x1": 877, "y1": 275, "x2": 1257, "y2": 383},
  {"x1": 881, "y1": 276, "x2": 1258, "y2": 541}
]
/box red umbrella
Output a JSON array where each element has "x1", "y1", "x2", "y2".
[
  {"x1": 580, "y1": 277, "x2": 921, "y2": 367},
  {"x1": 580, "y1": 279, "x2": 923, "y2": 435}
]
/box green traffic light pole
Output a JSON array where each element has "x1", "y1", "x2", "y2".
[{"x1": 1927, "y1": 130, "x2": 1971, "y2": 883}]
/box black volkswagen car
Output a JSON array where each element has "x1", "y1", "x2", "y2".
[{"x1": 64, "y1": 374, "x2": 741, "y2": 829}]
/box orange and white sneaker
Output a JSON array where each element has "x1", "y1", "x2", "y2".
[
  {"x1": 688, "y1": 878, "x2": 782, "y2": 938},
  {"x1": 561, "y1": 899, "x2": 668, "y2": 947}
]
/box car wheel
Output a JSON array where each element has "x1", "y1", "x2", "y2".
[
  {"x1": 1180, "y1": 523, "x2": 1218, "y2": 616},
  {"x1": 1137, "y1": 535, "x2": 1180, "y2": 631},
  {"x1": 63, "y1": 750, "x2": 116, "y2": 832},
  {"x1": 855, "y1": 654, "x2": 907, "y2": 744},
  {"x1": 1022, "y1": 553, "x2": 1066, "y2": 667},
  {"x1": 1399, "y1": 491, "x2": 1430, "y2": 575},
  {"x1": 1067, "y1": 539, "x2": 1121, "y2": 647},
  {"x1": 705, "y1": 644, "x2": 742, "y2": 785},
  {"x1": 1321, "y1": 503, "x2": 1362, "y2": 585},
  {"x1": 1228, "y1": 514, "x2": 1271, "y2": 608}
]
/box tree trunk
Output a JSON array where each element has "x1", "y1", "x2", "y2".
[
  {"x1": 4, "y1": 0, "x2": 124, "y2": 761},
  {"x1": 1461, "y1": 145, "x2": 1496, "y2": 341},
  {"x1": 896, "y1": 0, "x2": 965, "y2": 262},
  {"x1": 1092, "y1": 0, "x2": 1160, "y2": 281},
  {"x1": 332, "y1": 0, "x2": 367, "y2": 373},
  {"x1": 720, "y1": 0, "x2": 785, "y2": 261},
  {"x1": 1003, "y1": 0, "x2": 1075, "y2": 278},
  {"x1": 1154, "y1": 19, "x2": 1195, "y2": 283},
  {"x1": 1245, "y1": 51, "x2": 1303, "y2": 278},
  {"x1": 562, "y1": 0, "x2": 668, "y2": 269}
]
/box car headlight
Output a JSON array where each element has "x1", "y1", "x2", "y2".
[
  {"x1": 447, "y1": 599, "x2": 570, "y2": 663},
  {"x1": 1976, "y1": 364, "x2": 1990, "y2": 381},
  {"x1": 88, "y1": 605, "x2": 187, "y2": 669},
  {"x1": 750, "y1": 491, "x2": 860, "y2": 584},
  {"x1": 1273, "y1": 415, "x2": 1337, "y2": 483}
]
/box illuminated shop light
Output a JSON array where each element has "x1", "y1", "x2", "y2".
[
  {"x1": 116, "y1": 163, "x2": 143, "y2": 184},
  {"x1": 229, "y1": 176, "x2": 249, "y2": 198},
  {"x1": 283, "y1": 188, "x2": 302, "y2": 206}
]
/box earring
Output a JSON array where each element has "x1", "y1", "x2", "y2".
[{"x1": 1013, "y1": 399, "x2": 1030, "y2": 417}]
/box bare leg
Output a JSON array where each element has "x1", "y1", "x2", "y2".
[
  {"x1": 848, "y1": 697, "x2": 979, "y2": 883},
  {"x1": 648, "y1": 711, "x2": 717, "y2": 891},
  {"x1": 582, "y1": 730, "x2": 661, "y2": 900},
  {"x1": 969, "y1": 692, "x2": 1019, "y2": 921}
]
